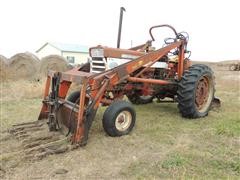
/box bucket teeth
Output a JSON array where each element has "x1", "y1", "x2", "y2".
[
  {"x1": 0, "y1": 119, "x2": 70, "y2": 179},
  {"x1": 23, "y1": 141, "x2": 44, "y2": 149},
  {"x1": 12, "y1": 121, "x2": 40, "y2": 127},
  {"x1": 21, "y1": 134, "x2": 55, "y2": 144},
  {"x1": 9, "y1": 123, "x2": 43, "y2": 132},
  {"x1": 10, "y1": 127, "x2": 44, "y2": 135},
  {"x1": 16, "y1": 134, "x2": 29, "y2": 139},
  {"x1": 0, "y1": 119, "x2": 71, "y2": 168}
]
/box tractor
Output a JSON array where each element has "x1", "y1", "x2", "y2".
[
  {"x1": 229, "y1": 62, "x2": 240, "y2": 71},
  {"x1": 35, "y1": 23, "x2": 220, "y2": 146},
  {"x1": 8, "y1": 8, "x2": 220, "y2": 151}
]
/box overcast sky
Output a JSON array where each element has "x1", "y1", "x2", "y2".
[{"x1": 0, "y1": 0, "x2": 239, "y2": 61}]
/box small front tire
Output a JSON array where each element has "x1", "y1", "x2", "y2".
[{"x1": 102, "y1": 101, "x2": 136, "y2": 137}]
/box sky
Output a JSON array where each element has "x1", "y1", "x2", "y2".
[{"x1": 0, "y1": 0, "x2": 239, "y2": 61}]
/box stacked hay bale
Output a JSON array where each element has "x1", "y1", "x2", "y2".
[
  {"x1": 8, "y1": 52, "x2": 40, "y2": 80},
  {"x1": 39, "y1": 55, "x2": 68, "y2": 76},
  {"x1": 0, "y1": 55, "x2": 8, "y2": 81}
]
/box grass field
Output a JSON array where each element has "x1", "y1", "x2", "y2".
[{"x1": 0, "y1": 66, "x2": 239, "y2": 179}]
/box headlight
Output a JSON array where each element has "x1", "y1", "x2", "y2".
[{"x1": 90, "y1": 48, "x2": 104, "y2": 57}]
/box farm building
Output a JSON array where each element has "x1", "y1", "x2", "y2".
[{"x1": 36, "y1": 42, "x2": 89, "y2": 65}]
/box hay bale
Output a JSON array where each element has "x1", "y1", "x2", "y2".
[
  {"x1": 39, "y1": 55, "x2": 68, "y2": 76},
  {"x1": 9, "y1": 52, "x2": 40, "y2": 80},
  {"x1": 0, "y1": 55, "x2": 8, "y2": 81}
]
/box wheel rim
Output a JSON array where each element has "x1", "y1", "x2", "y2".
[
  {"x1": 115, "y1": 111, "x2": 132, "y2": 132},
  {"x1": 195, "y1": 76, "x2": 213, "y2": 113}
]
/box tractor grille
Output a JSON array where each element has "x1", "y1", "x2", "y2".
[{"x1": 90, "y1": 57, "x2": 106, "y2": 73}]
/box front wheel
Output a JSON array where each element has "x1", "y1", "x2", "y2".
[
  {"x1": 102, "y1": 101, "x2": 136, "y2": 137},
  {"x1": 177, "y1": 64, "x2": 215, "y2": 118}
]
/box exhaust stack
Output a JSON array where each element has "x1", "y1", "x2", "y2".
[{"x1": 117, "y1": 7, "x2": 126, "y2": 48}]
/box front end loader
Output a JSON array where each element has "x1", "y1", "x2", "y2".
[
  {"x1": 0, "y1": 6, "x2": 220, "y2": 165},
  {"x1": 34, "y1": 24, "x2": 220, "y2": 147}
]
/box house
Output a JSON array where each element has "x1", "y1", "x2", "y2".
[{"x1": 36, "y1": 42, "x2": 89, "y2": 65}]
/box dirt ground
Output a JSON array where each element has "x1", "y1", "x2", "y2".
[{"x1": 0, "y1": 61, "x2": 239, "y2": 179}]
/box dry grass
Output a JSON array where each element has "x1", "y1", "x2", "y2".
[
  {"x1": 0, "y1": 80, "x2": 44, "y2": 101},
  {"x1": 0, "y1": 65, "x2": 239, "y2": 179}
]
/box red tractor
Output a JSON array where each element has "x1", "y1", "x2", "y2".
[
  {"x1": 8, "y1": 8, "x2": 220, "y2": 151},
  {"x1": 35, "y1": 23, "x2": 220, "y2": 146}
]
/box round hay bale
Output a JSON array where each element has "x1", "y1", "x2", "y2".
[
  {"x1": 9, "y1": 52, "x2": 40, "y2": 80},
  {"x1": 39, "y1": 55, "x2": 68, "y2": 76},
  {"x1": 0, "y1": 55, "x2": 8, "y2": 81}
]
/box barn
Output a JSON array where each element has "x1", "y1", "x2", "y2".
[{"x1": 36, "y1": 42, "x2": 89, "y2": 65}]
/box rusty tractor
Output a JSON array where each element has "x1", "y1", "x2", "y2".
[
  {"x1": 5, "y1": 8, "x2": 220, "y2": 158},
  {"x1": 32, "y1": 24, "x2": 220, "y2": 147}
]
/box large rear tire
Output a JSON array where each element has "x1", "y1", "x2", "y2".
[
  {"x1": 102, "y1": 101, "x2": 136, "y2": 137},
  {"x1": 177, "y1": 64, "x2": 215, "y2": 118}
]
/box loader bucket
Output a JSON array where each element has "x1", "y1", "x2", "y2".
[
  {"x1": 39, "y1": 100, "x2": 82, "y2": 139},
  {"x1": 4, "y1": 69, "x2": 98, "y2": 163},
  {"x1": 37, "y1": 68, "x2": 107, "y2": 146},
  {"x1": 55, "y1": 101, "x2": 79, "y2": 135}
]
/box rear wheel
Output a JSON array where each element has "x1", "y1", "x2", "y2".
[
  {"x1": 102, "y1": 101, "x2": 136, "y2": 137},
  {"x1": 177, "y1": 64, "x2": 215, "y2": 118},
  {"x1": 127, "y1": 91, "x2": 153, "y2": 104}
]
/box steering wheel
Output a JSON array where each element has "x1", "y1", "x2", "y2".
[{"x1": 149, "y1": 24, "x2": 178, "y2": 41}]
